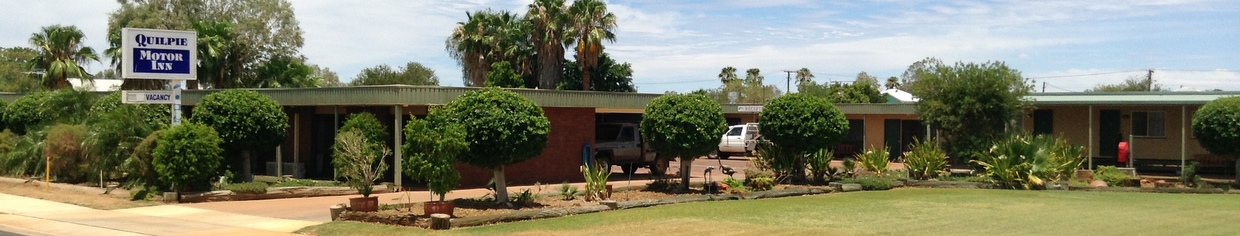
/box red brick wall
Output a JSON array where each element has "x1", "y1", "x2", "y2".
[{"x1": 456, "y1": 107, "x2": 595, "y2": 187}]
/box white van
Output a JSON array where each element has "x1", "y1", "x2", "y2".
[{"x1": 713, "y1": 123, "x2": 759, "y2": 159}]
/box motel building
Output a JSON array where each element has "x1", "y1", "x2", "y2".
[{"x1": 4, "y1": 86, "x2": 1236, "y2": 188}]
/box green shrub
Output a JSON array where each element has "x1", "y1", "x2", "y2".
[
  {"x1": 902, "y1": 138, "x2": 948, "y2": 180},
  {"x1": 807, "y1": 148, "x2": 833, "y2": 184},
  {"x1": 748, "y1": 177, "x2": 775, "y2": 191},
  {"x1": 402, "y1": 113, "x2": 466, "y2": 202},
  {"x1": 558, "y1": 183, "x2": 578, "y2": 200},
  {"x1": 84, "y1": 104, "x2": 167, "y2": 185},
  {"x1": 153, "y1": 122, "x2": 224, "y2": 192},
  {"x1": 43, "y1": 124, "x2": 90, "y2": 182},
  {"x1": 123, "y1": 131, "x2": 163, "y2": 188},
  {"x1": 1181, "y1": 161, "x2": 1202, "y2": 188},
  {"x1": 973, "y1": 134, "x2": 1087, "y2": 190},
  {"x1": 339, "y1": 112, "x2": 387, "y2": 145},
  {"x1": 582, "y1": 163, "x2": 611, "y2": 201},
  {"x1": 1192, "y1": 96, "x2": 1240, "y2": 183},
  {"x1": 333, "y1": 129, "x2": 389, "y2": 197},
  {"x1": 1095, "y1": 166, "x2": 1133, "y2": 187},
  {"x1": 754, "y1": 142, "x2": 796, "y2": 180},
  {"x1": 938, "y1": 175, "x2": 992, "y2": 183},
  {"x1": 192, "y1": 89, "x2": 289, "y2": 181},
  {"x1": 841, "y1": 175, "x2": 901, "y2": 190},
  {"x1": 221, "y1": 182, "x2": 269, "y2": 194},
  {"x1": 758, "y1": 93, "x2": 849, "y2": 181},
  {"x1": 5, "y1": 91, "x2": 52, "y2": 135},
  {"x1": 722, "y1": 177, "x2": 747, "y2": 192},
  {"x1": 0, "y1": 129, "x2": 17, "y2": 154},
  {"x1": 855, "y1": 146, "x2": 890, "y2": 175},
  {"x1": 44, "y1": 88, "x2": 95, "y2": 125},
  {"x1": 1, "y1": 126, "x2": 47, "y2": 176}
]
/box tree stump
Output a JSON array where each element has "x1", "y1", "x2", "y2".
[{"x1": 430, "y1": 213, "x2": 451, "y2": 230}]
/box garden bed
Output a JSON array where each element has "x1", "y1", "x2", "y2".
[{"x1": 339, "y1": 185, "x2": 835, "y2": 229}]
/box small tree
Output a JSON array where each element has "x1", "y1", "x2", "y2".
[
  {"x1": 152, "y1": 122, "x2": 224, "y2": 193},
  {"x1": 640, "y1": 93, "x2": 727, "y2": 192},
  {"x1": 759, "y1": 93, "x2": 849, "y2": 182},
  {"x1": 907, "y1": 60, "x2": 1032, "y2": 162},
  {"x1": 333, "y1": 129, "x2": 389, "y2": 197},
  {"x1": 339, "y1": 112, "x2": 387, "y2": 145},
  {"x1": 1192, "y1": 97, "x2": 1240, "y2": 183},
  {"x1": 192, "y1": 89, "x2": 288, "y2": 182},
  {"x1": 402, "y1": 112, "x2": 467, "y2": 202},
  {"x1": 486, "y1": 61, "x2": 525, "y2": 88},
  {"x1": 438, "y1": 87, "x2": 549, "y2": 204}
]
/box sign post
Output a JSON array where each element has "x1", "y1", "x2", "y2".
[{"x1": 120, "y1": 28, "x2": 197, "y2": 126}]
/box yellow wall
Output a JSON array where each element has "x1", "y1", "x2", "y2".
[{"x1": 1025, "y1": 105, "x2": 1207, "y2": 161}]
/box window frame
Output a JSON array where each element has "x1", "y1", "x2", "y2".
[{"x1": 1131, "y1": 111, "x2": 1167, "y2": 138}]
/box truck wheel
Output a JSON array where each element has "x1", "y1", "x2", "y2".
[
  {"x1": 594, "y1": 156, "x2": 612, "y2": 171},
  {"x1": 708, "y1": 150, "x2": 719, "y2": 159},
  {"x1": 649, "y1": 159, "x2": 669, "y2": 176},
  {"x1": 718, "y1": 152, "x2": 732, "y2": 160},
  {"x1": 621, "y1": 164, "x2": 638, "y2": 175}
]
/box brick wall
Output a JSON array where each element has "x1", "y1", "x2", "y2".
[{"x1": 456, "y1": 107, "x2": 596, "y2": 187}]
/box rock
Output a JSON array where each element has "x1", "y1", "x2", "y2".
[
  {"x1": 841, "y1": 183, "x2": 862, "y2": 192},
  {"x1": 1090, "y1": 180, "x2": 1108, "y2": 188}
]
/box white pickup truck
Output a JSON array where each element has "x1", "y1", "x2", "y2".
[{"x1": 713, "y1": 123, "x2": 760, "y2": 159}]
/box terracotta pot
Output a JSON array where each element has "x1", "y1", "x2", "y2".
[
  {"x1": 424, "y1": 201, "x2": 455, "y2": 217},
  {"x1": 605, "y1": 184, "x2": 613, "y2": 200},
  {"x1": 349, "y1": 196, "x2": 379, "y2": 212}
]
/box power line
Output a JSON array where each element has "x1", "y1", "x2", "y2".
[
  {"x1": 636, "y1": 79, "x2": 716, "y2": 85},
  {"x1": 1027, "y1": 70, "x2": 1145, "y2": 79}
]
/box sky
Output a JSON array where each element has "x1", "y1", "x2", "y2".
[{"x1": 2, "y1": 0, "x2": 1238, "y2": 93}]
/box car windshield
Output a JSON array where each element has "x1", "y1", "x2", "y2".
[{"x1": 596, "y1": 125, "x2": 621, "y2": 142}]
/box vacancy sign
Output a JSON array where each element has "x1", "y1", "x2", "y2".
[
  {"x1": 122, "y1": 90, "x2": 178, "y2": 104},
  {"x1": 121, "y1": 28, "x2": 197, "y2": 80}
]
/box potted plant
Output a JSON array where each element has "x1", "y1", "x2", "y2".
[
  {"x1": 333, "y1": 129, "x2": 389, "y2": 212},
  {"x1": 403, "y1": 114, "x2": 468, "y2": 216}
]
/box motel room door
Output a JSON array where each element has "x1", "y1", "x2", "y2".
[{"x1": 1098, "y1": 110, "x2": 1122, "y2": 166}]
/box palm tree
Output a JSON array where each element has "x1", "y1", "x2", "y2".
[
  {"x1": 29, "y1": 25, "x2": 100, "y2": 89},
  {"x1": 744, "y1": 68, "x2": 763, "y2": 85},
  {"x1": 447, "y1": 11, "x2": 493, "y2": 87},
  {"x1": 194, "y1": 21, "x2": 246, "y2": 89},
  {"x1": 568, "y1": 0, "x2": 617, "y2": 91},
  {"x1": 718, "y1": 66, "x2": 738, "y2": 84},
  {"x1": 528, "y1": 0, "x2": 571, "y2": 89},
  {"x1": 796, "y1": 67, "x2": 814, "y2": 85},
  {"x1": 447, "y1": 10, "x2": 533, "y2": 87},
  {"x1": 885, "y1": 76, "x2": 900, "y2": 90}
]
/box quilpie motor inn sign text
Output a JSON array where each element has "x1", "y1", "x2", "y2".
[{"x1": 121, "y1": 28, "x2": 197, "y2": 80}]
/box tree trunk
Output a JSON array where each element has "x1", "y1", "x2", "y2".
[
  {"x1": 679, "y1": 157, "x2": 694, "y2": 192},
  {"x1": 581, "y1": 68, "x2": 592, "y2": 91},
  {"x1": 1234, "y1": 156, "x2": 1239, "y2": 184},
  {"x1": 794, "y1": 153, "x2": 807, "y2": 183},
  {"x1": 242, "y1": 150, "x2": 253, "y2": 182},
  {"x1": 493, "y1": 167, "x2": 509, "y2": 205}
]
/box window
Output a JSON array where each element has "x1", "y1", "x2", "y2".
[
  {"x1": 1132, "y1": 111, "x2": 1166, "y2": 137},
  {"x1": 619, "y1": 127, "x2": 636, "y2": 142},
  {"x1": 726, "y1": 127, "x2": 743, "y2": 136}
]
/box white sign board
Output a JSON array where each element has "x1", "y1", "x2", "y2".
[
  {"x1": 121, "y1": 28, "x2": 197, "y2": 80},
  {"x1": 738, "y1": 106, "x2": 763, "y2": 113},
  {"x1": 122, "y1": 90, "x2": 179, "y2": 104}
]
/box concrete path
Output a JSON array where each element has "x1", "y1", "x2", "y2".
[{"x1": 0, "y1": 193, "x2": 316, "y2": 236}]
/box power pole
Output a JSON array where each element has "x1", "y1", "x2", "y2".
[
  {"x1": 782, "y1": 70, "x2": 794, "y2": 93},
  {"x1": 1146, "y1": 69, "x2": 1154, "y2": 91},
  {"x1": 1042, "y1": 81, "x2": 1046, "y2": 93}
]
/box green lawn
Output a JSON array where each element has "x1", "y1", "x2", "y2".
[{"x1": 298, "y1": 188, "x2": 1240, "y2": 236}]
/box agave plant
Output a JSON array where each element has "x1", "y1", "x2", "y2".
[
  {"x1": 902, "y1": 138, "x2": 948, "y2": 180},
  {"x1": 855, "y1": 146, "x2": 890, "y2": 175},
  {"x1": 807, "y1": 148, "x2": 834, "y2": 184},
  {"x1": 973, "y1": 134, "x2": 1086, "y2": 190}
]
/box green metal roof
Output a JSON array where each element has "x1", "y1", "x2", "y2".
[
  {"x1": 1028, "y1": 91, "x2": 1240, "y2": 105},
  {"x1": 721, "y1": 103, "x2": 917, "y2": 115}
]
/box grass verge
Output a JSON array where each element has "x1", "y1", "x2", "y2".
[{"x1": 299, "y1": 188, "x2": 1240, "y2": 235}]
